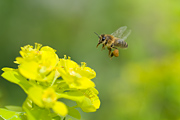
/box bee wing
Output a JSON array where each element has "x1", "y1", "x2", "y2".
[
  {"x1": 111, "y1": 26, "x2": 131, "y2": 41},
  {"x1": 111, "y1": 26, "x2": 127, "y2": 38},
  {"x1": 120, "y1": 29, "x2": 131, "y2": 41}
]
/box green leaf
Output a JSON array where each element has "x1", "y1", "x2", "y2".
[
  {"x1": 67, "y1": 107, "x2": 81, "y2": 119},
  {"x1": 52, "y1": 116, "x2": 61, "y2": 120},
  {"x1": 5, "y1": 106, "x2": 23, "y2": 112},
  {"x1": 0, "y1": 108, "x2": 25, "y2": 120},
  {"x1": 1, "y1": 68, "x2": 33, "y2": 94},
  {"x1": 22, "y1": 98, "x2": 52, "y2": 120}
]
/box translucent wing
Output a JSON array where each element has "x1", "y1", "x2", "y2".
[
  {"x1": 111, "y1": 26, "x2": 127, "y2": 38},
  {"x1": 121, "y1": 29, "x2": 131, "y2": 41},
  {"x1": 111, "y1": 26, "x2": 131, "y2": 41}
]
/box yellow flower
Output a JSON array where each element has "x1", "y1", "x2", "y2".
[
  {"x1": 78, "y1": 87, "x2": 100, "y2": 112},
  {"x1": 52, "y1": 101, "x2": 68, "y2": 117},
  {"x1": 57, "y1": 56, "x2": 96, "y2": 89},
  {"x1": 15, "y1": 43, "x2": 59, "y2": 81},
  {"x1": 42, "y1": 87, "x2": 58, "y2": 108},
  {"x1": 1, "y1": 43, "x2": 101, "y2": 118},
  {"x1": 28, "y1": 86, "x2": 68, "y2": 117}
]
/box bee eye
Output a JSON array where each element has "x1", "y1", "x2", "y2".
[{"x1": 102, "y1": 37, "x2": 106, "y2": 41}]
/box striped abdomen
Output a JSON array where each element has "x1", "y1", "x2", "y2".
[{"x1": 114, "y1": 39, "x2": 128, "y2": 48}]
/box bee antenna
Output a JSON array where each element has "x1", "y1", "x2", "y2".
[{"x1": 94, "y1": 32, "x2": 100, "y2": 38}]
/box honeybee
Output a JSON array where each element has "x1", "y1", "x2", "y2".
[{"x1": 95, "y1": 26, "x2": 131, "y2": 58}]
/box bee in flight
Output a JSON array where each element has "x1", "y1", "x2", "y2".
[{"x1": 95, "y1": 26, "x2": 131, "y2": 58}]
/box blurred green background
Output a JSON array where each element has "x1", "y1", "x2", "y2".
[{"x1": 0, "y1": 0, "x2": 180, "y2": 120}]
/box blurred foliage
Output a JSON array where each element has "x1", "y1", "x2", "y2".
[
  {"x1": 0, "y1": 0, "x2": 180, "y2": 120},
  {"x1": 112, "y1": 53, "x2": 180, "y2": 120}
]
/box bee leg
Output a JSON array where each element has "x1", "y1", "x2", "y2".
[
  {"x1": 107, "y1": 48, "x2": 112, "y2": 56},
  {"x1": 110, "y1": 43, "x2": 114, "y2": 48},
  {"x1": 110, "y1": 51, "x2": 115, "y2": 60},
  {"x1": 101, "y1": 44, "x2": 105, "y2": 50},
  {"x1": 102, "y1": 40, "x2": 108, "y2": 50},
  {"x1": 113, "y1": 47, "x2": 118, "y2": 49},
  {"x1": 105, "y1": 40, "x2": 108, "y2": 45},
  {"x1": 110, "y1": 52, "x2": 114, "y2": 58},
  {"x1": 111, "y1": 49, "x2": 119, "y2": 58}
]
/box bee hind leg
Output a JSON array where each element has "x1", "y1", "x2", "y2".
[
  {"x1": 110, "y1": 52, "x2": 114, "y2": 58},
  {"x1": 112, "y1": 49, "x2": 119, "y2": 58},
  {"x1": 107, "y1": 48, "x2": 112, "y2": 56},
  {"x1": 110, "y1": 51, "x2": 114, "y2": 60},
  {"x1": 101, "y1": 44, "x2": 105, "y2": 50}
]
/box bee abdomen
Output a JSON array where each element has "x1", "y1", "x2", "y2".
[{"x1": 114, "y1": 40, "x2": 128, "y2": 48}]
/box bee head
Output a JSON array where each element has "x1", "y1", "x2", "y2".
[{"x1": 94, "y1": 32, "x2": 106, "y2": 48}]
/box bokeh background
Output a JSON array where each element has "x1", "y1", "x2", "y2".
[{"x1": 0, "y1": 0, "x2": 180, "y2": 120}]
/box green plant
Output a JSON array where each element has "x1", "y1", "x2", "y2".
[{"x1": 0, "y1": 43, "x2": 100, "y2": 120}]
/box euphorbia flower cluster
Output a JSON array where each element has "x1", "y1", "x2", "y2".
[{"x1": 1, "y1": 43, "x2": 100, "y2": 119}]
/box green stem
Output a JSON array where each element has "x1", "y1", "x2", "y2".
[{"x1": 50, "y1": 70, "x2": 60, "y2": 86}]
